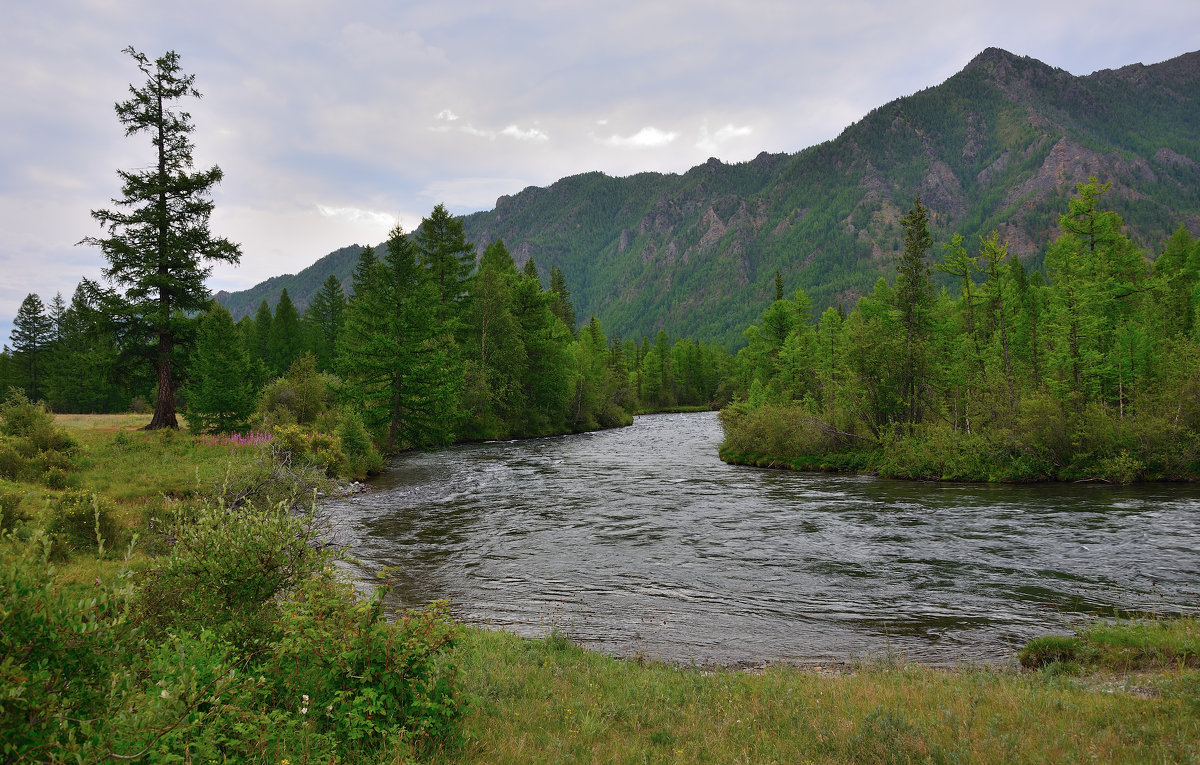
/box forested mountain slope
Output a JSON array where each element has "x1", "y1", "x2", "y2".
[{"x1": 220, "y1": 48, "x2": 1200, "y2": 346}]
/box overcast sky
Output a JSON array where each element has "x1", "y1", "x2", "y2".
[{"x1": 3, "y1": 0, "x2": 1198, "y2": 343}]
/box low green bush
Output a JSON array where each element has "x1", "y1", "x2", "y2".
[
  {"x1": 0, "y1": 487, "x2": 26, "y2": 531},
  {"x1": 3, "y1": 486, "x2": 463, "y2": 761},
  {"x1": 46, "y1": 489, "x2": 122, "y2": 556},
  {"x1": 0, "y1": 530, "x2": 130, "y2": 762}
]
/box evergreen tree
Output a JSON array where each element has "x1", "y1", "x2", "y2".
[
  {"x1": 1044, "y1": 179, "x2": 1146, "y2": 408},
  {"x1": 415, "y1": 203, "x2": 475, "y2": 318},
  {"x1": 304, "y1": 274, "x2": 346, "y2": 371},
  {"x1": 339, "y1": 225, "x2": 462, "y2": 450},
  {"x1": 251, "y1": 300, "x2": 272, "y2": 364},
  {"x1": 81, "y1": 47, "x2": 241, "y2": 429},
  {"x1": 511, "y1": 258, "x2": 574, "y2": 434},
  {"x1": 268, "y1": 288, "x2": 303, "y2": 376},
  {"x1": 463, "y1": 240, "x2": 527, "y2": 437},
  {"x1": 522, "y1": 256, "x2": 540, "y2": 284},
  {"x1": 894, "y1": 196, "x2": 936, "y2": 425},
  {"x1": 187, "y1": 303, "x2": 255, "y2": 432},
  {"x1": 549, "y1": 265, "x2": 577, "y2": 334},
  {"x1": 1150, "y1": 225, "x2": 1198, "y2": 338},
  {"x1": 9, "y1": 294, "x2": 53, "y2": 400}
]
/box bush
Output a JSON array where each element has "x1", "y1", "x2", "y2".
[
  {"x1": 133, "y1": 499, "x2": 329, "y2": 649},
  {"x1": 257, "y1": 354, "x2": 339, "y2": 429},
  {"x1": 0, "y1": 389, "x2": 75, "y2": 454},
  {"x1": 338, "y1": 410, "x2": 384, "y2": 478},
  {"x1": 46, "y1": 489, "x2": 122, "y2": 556},
  {"x1": 0, "y1": 487, "x2": 28, "y2": 532},
  {"x1": 0, "y1": 530, "x2": 130, "y2": 761},
  {"x1": 719, "y1": 403, "x2": 855, "y2": 462},
  {"x1": 4, "y1": 483, "x2": 463, "y2": 761},
  {"x1": 269, "y1": 578, "x2": 461, "y2": 751}
]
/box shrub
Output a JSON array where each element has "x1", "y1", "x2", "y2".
[
  {"x1": 338, "y1": 411, "x2": 384, "y2": 478},
  {"x1": 46, "y1": 489, "x2": 122, "y2": 555},
  {"x1": 257, "y1": 354, "x2": 339, "y2": 429},
  {"x1": 0, "y1": 389, "x2": 75, "y2": 454},
  {"x1": 133, "y1": 499, "x2": 329, "y2": 649},
  {"x1": 268, "y1": 578, "x2": 461, "y2": 752},
  {"x1": 0, "y1": 530, "x2": 129, "y2": 761},
  {"x1": 129, "y1": 396, "x2": 153, "y2": 414},
  {"x1": 0, "y1": 488, "x2": 28, "y2": 531}
]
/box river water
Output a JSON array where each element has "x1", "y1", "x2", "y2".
[{"x1": 326, "y1": 412, "x2": 1200, "y2": 666}]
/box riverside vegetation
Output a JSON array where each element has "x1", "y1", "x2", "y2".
[
  {"x1": 1, "y1": 402, "x2": 1198, "y2": 762},
  {"x1": 720, "y1": 182, "x2": 1200, "y2": 482}
]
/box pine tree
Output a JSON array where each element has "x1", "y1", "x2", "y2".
[
  {"x1": 81, "y1": 48, "x2": 241, "y2": 429},
  {"x1": 511, "y1": 258, "x2": 573, "y2": 434},
  {"x1": 268, "y1": 288, "x2": 303, "y2": 376},
  {"x1": 894, "y1": 196, "x2": 935, "y2": 425},
  {"x1": 549, "y1": 265, "x2": 576, "y2": 334},
  {"x1": 339, "y1": 225, "x2": 462, "y2": 451},
  {"x1": 463, "y1": 240, "x2": 527, "y2": 437},
  {"x1": 9, "y1": 294, "x2": 53, "y2": 400},
  {"x1": 187, "y1": 303, "x2": 255, "y2": 432},
  {"x1": 415, "y1": 203, "x2": 475, "y2": 319},
  {"x1": 251, "y1": 300, "x2": 272, "y2": 364},
  {"x1": 304, "y1": 274, "x2": 346, "y2": 371}
]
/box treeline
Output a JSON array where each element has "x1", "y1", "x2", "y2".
[
  {"x1": 2, "y1": 204, "x2": 733, "y2": 456},
  {"x1": 721, "y1": 179, "x2": 1200, "y2": 482}
]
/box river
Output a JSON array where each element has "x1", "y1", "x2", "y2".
[{"x1": 326, "y1": 411, "x2": 1200, "y2": 666}]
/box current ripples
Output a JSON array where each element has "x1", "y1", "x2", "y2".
[{"x1": 325, "y1": 412, "x2": 1200, "y2": 666}]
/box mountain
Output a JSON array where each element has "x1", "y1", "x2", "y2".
[
  {"x1": 214, "y1": 244, "x2": 365, "y2": 319},
  {"x1": 218, "y1": 48, "x2": 1200, "y2": 346}
]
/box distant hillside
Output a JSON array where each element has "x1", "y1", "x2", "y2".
[
  {"x1": 215, "y1": 244, "x2": 365, "y2": 319},
  {"x1": 219, "y1": 48, "x2": 1200, "y2": 346}
]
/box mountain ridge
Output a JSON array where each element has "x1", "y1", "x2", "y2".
[{"x1": 217, "y1": 47, "x2": 1200, "y2": 346}]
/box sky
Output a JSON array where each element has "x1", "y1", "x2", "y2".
[{"x1": 3, "y1": 0, "x2": 1199, "y2": 343}]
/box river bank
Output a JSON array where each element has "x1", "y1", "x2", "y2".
[
  {"x1": 428, "y1": 621, "x2": 1200, "y2": 763},
  {"x1": 4, "y1": 412, "x2": 1198, "y2": 761},
  {"x1": 717, "y1": 403, "x2": 1200, "y2": 483}
]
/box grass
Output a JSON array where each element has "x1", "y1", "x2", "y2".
[
  {"x1": 428, "y1": 626, "x2": 1200, "y2": 764},
  {"x1": 15, "y1": 414, "x2": 1200, "y2": 762}
]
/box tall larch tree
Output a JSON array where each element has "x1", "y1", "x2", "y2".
[
  {"x1": 304, "y1": 274, "x2": 346, "y2": 371},
  {"x1": 10, "y1": 293, "x2": 53, "y2": 401},
  {"x1": 339, "y1": 225, "x2": 462, "y2": 451},
  {"x1": 81, "y1": 47, "x2": 240, "y2": 429},
  {"x1": 415, "y1": 203, "x2": 475, "y2": 322},
  {"x1": 268, "y1": 288, "x2": 303, "y2": 376},
  {"x1": 894, "y1": 196, "x2": 936, "y2": 426}
]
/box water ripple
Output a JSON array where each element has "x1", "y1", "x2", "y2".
[{"x1": 327, "y1": 412, "x2": 1200, "y2": 665}]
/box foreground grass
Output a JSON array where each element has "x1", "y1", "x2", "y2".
[
  {"x1": 18, "y1": 414, "x2": 1200, "y2": 762},
  {"x1": 432, "y1": 627, "x2": 1200, "y2": 764}
]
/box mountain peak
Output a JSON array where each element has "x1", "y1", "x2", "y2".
[{"x1": 966, "y1": 47, "x2": 1021, "y2": 68}]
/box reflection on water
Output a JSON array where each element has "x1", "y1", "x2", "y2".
[{"x1": 325, "y1": 412, "x2": 1200, "y2": 665}]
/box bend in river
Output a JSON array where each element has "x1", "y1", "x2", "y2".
[{"x1": 326, "y1": 412, "x2": 1200, "y2": 666}]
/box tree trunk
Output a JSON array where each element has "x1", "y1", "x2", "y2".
[{"x1": 146, "y1": 337, "x2": 178, "y2": 429}]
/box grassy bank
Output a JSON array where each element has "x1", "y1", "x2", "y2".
[
  {"x1": 431, "y1": 624, "x2": 1200, "y2": 764},
  {"x1": 717, "y1": 403, "x2": 1200, "y2": 483},
  {"x1": 5, "y1": 412, "x2": 1199, "y2": 762}
]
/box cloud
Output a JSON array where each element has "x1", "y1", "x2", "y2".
[
  {"x1": 601, "y1": 127, "x2": 680, "y2": 149},
  {"x1": 315, "y1": 204, "x2": 396, "y2": 228},
  {"x1": 501, "y1": 125, "x2": 549, "y2": 142},
  {"x1": 429, "y1": 116, "x2": 549, "y2": 143},
  {"x1": 696, "y1": 123, "x2": 754, "y2": 152}
]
